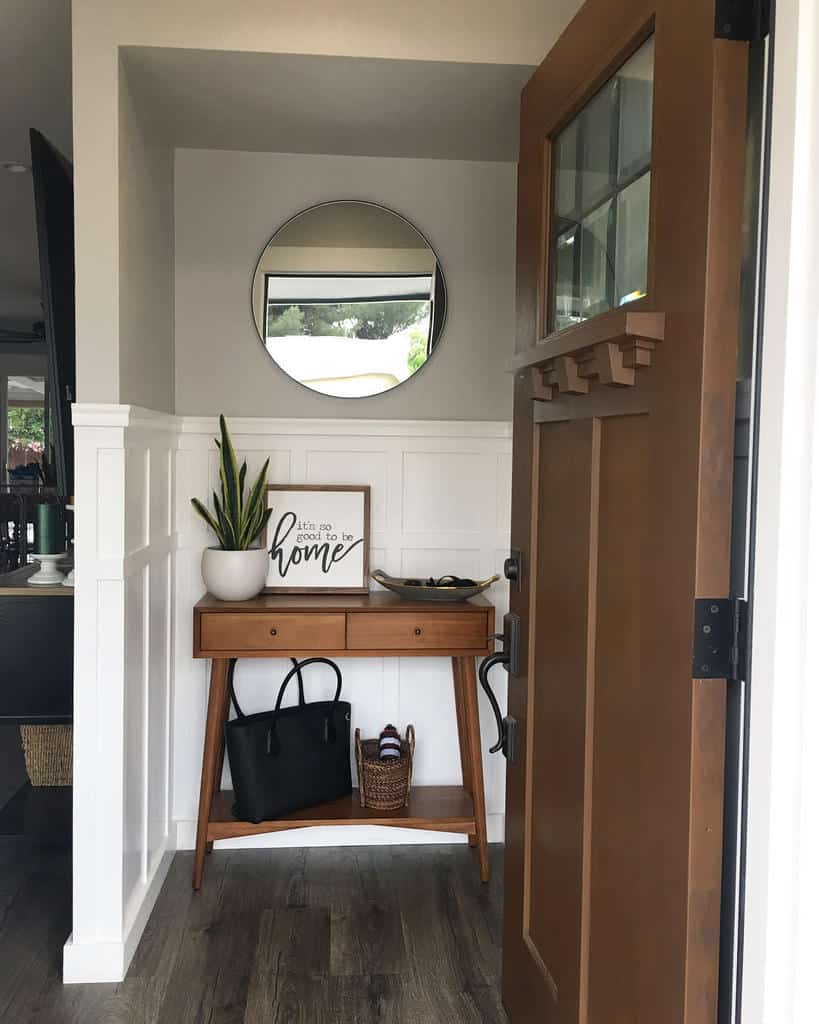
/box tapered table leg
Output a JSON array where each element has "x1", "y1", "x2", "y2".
[
  {"x1": 458, "y1": 656, "x2": 490, "y2": 882},
  {"x1": 193, "y1": 658, "x2": 230, "y2": 890},
  {"x1": 452, "y1": 657, "x2": 478, "y2": 848},
  {"x1": 206, "y1": 659, "x2": 235, "y2": 855}
]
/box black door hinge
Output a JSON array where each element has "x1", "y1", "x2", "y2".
[
  {"x1": 692, "y1": 597, "x2": 749, "y2": 681},
  {"x1": 715, "y1": 0, "x2": 770, "y2": 40}
]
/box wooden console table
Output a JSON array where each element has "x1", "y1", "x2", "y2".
[{"x1": 192, "y1": 592, "x2": 494, "y2": 890}]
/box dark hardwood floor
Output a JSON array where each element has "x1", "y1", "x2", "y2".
[{"x1": 0, "y1": 841, "x2": 508, "y2": 1023}]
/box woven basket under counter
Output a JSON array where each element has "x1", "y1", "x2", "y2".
[
  {"x1": 355, "y1": 725, "x2": 415, "y2": 811},
  {"x1": 19, "y1": 724, "x2": 72, "y2": 786}
]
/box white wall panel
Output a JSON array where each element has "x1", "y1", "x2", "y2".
[
  {"x1": 124, "y1": 448, "x2": 149, "y2": 555},
  {"x1": 400, "y1": 548, "x2": 482, "y2": 581},
  {"x1": 305, "y1": 449, "x2": 389, "y2": 531},
  {"x1": 173, "y1": 416, "x2": 512, "y2": 851},
  {"x1": 402, "y1": 451, "x2": 494, "y2": 533},
  {"x1": 147, "y1": 551, "x2": 172, "y2": 874},
  {"x1": 122, "y1": 568, "x2": 146, "y2": 907}
]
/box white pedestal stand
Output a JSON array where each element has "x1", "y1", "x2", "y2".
[
  {"x1": 63, "y1": 502, "x2": 75, "y2": 587},
  {"x1": 28, "y1": 554, "x2": 66, "y2": 587},
  {"x1": 63, "y1": 541, "x2": 75, "y2": 587}
]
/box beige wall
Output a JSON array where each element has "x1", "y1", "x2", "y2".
[
  {"x1": 72, "y1": 0, "x2": 580, "y2": 405},
  {"x1": 118, "y1": 61, "x2": 174, "y2": 413},
  {"x1": 174, "y1": 149, "x2": 515, "y2": 419}
]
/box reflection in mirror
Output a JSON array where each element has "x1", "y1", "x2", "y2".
[{"x1": 252, "y1": 201, "x2": 447, "y2": 398}]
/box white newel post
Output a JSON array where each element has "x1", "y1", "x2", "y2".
[{"x1": 64, "y1": 405, "x2": 179, "y2": 983}]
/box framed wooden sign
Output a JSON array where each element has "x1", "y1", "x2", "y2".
[{"x1": 264, "y1": 485, "x2": 370, "y2": 593}]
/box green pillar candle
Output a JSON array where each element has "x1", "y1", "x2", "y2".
[{"x1": 34, "y1": 502, "x2": 64, "y2": 555}]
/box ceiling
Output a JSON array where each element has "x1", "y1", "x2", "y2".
[
  {"x1": 122, "y1": 47, "x2": 536, "y2": 162},
  {"x1": 0, "y1": 9, "x2": 536, "y2": 330},
  {"x1": 0, "y1": 0, "x2": 72, "y2": 333}
]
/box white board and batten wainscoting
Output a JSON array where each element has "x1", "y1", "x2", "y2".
[{"x1": 66, "y1": 404, "x2": 512, "y2": 982}]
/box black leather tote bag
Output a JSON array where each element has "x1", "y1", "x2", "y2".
[{"x1": 225, "y1": 657, "x2": 352, "y2": 823}]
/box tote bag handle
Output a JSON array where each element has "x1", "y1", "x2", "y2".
[
  {"x1": 228, "y1": 657, "x2": 308, "y2": 719},
  {"x1": 273, "y1": 657, "x2": 343, "y2": 711},
  {"x1": 269, "y1": 657, "x2": 344, "y2": 754}
]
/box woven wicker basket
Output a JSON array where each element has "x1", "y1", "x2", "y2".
[
  {"x1": 19, "y1": 725, "x2": 73, "y2": 787},
  {"x1": 355, "y1": 725, "x2": 415, "y2": 810}
]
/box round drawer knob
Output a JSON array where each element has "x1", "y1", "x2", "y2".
[
  {"x1": 414, "y1": 627, "x2": 422, "y2": 636},
  {"x1": 270, "y1": 627, "x2": 278, "y2": 637}
]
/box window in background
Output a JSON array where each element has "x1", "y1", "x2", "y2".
[
  {"x1": 551, "y1": 35, "x2": 654, "y2": 332},
  {"x1": 5, "y1": 376, "x2": 48, "y2": 484}
]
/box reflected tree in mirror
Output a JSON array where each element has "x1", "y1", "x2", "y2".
[
  {"x1": 252, "y1": 201, "x2": 447, "y2": 398},
  {"x1": 551, "y1": 35, "x2": 654, "y2": 332}
]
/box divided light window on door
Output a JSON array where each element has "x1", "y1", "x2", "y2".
[{"x1": 551, "y1": 36, "x2": 655, "y2": 332}]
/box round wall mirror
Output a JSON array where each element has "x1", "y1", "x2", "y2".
[{"x1": 251, "y1": 201, "x2": 447, "y2": 398}]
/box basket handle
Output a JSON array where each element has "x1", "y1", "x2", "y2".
[
  {"x1": 355, "y1": 727, "x2": 365, "y2": 807},
  {"x1": 405, "y1": 724, "x2": 415, "y2": 804}
]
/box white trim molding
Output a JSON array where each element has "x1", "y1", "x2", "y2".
[
  {"x1": 742, "y1": 2, "x2": 819, "y2": 1021},
  {"x1": 179, "y1": 415, "x2": 512, "y2": 439},
  {"x1": 64, "y1": 846, "x2": 174, "y2": 984}
]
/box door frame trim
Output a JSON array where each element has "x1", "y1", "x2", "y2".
[{"x1": 742, "y1": 0, "x2": 819, "y2": 1019}]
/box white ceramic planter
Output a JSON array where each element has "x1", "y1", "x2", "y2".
[{"x1": 201, "y1": 546, "x2": 268, "y2": 601}]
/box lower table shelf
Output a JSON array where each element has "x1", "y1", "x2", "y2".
[{"x1": 208, "y1": 784, "x2": 476, "y2": 841}]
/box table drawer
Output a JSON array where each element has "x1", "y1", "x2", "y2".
[
  {"x1": 199, "y1": 612, "x2": 346, "y2": 653},
  {"x1": 347, "y1": 611, "x2": 488, "y2": 651}
]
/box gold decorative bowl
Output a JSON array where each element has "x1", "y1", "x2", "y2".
[{"x1": 371, "y1": 570, "x2": 500, "y2": 603}]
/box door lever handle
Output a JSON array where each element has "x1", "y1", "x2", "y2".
[
  {"x1": 478, "y1": 652, "x2": 509, "y2": 754},
  {"x1": 477, "y1": 653, "x2": 518, "y2": 762}
]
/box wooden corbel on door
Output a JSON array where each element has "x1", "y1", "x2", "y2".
[{"x1": 528, "y1": 310, "x2": 666, "y2": 401}]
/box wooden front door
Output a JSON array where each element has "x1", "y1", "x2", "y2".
[{"x1": 502, "y1": 2, "x2": 748, "y2": 1022}]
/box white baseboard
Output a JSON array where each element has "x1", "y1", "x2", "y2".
[
  {"x1": 175, "y1": 813, "x2": 505, "y2": 851},
  {"x1": 62, "y1": 937, "x2": 128, "y2": 985},
  {"x1": 63, "y1": 845, "x2": 175, "y2": 984}
]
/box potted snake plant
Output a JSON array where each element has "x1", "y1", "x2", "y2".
[{"x1": 191, "y1": 415, "x2": 272, "y2": 601}]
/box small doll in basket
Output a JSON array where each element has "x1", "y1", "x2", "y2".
[{"x1": 378, "y1": 724, "x2": 402, "y2": 761}]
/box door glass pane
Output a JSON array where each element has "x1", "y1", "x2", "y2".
[
  {"x1": 617, "y1": 38, "x2": 655, "y2": 181},
  {"x1": 554, "y1": 226, "x2": 580, "y2": 331},
  {"x1": 580, "y1": 200, "x2": 614, "y2": 320},
  {"x1": 554, "y1": 120, "x2": 579, "y2": 220},
  {"x1": 615, "y1": 171, "x2": 650, "y2": 306},
  {"x1": 549, "y1": 35, "x2": 654, "y2": 331},
  {"x1": 579, "y1": 82, "x2": 616, "y2": 213}
]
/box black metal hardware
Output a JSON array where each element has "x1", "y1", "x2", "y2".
[
  {"x1": 504, "y1": 548, "x2": 522, "y2": 590},
  {"x1": 692, "y1": 598, "x2": 748, "y2": 681},
  {"x1": 503, "y1": 612, "x2": 521, "y2": 677},
  {"x1": 478, "y1": 653, "x2": 509, "y2": 755},
  {"x1": 715, "y1": 0, "x2": 770, "y2": 40},
  {"x1": 502, "y1": 715, "x2": 518, "y2": 763},
  {"x1": 476, "y1": 612, "x2": 522, "y2": 760}
]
